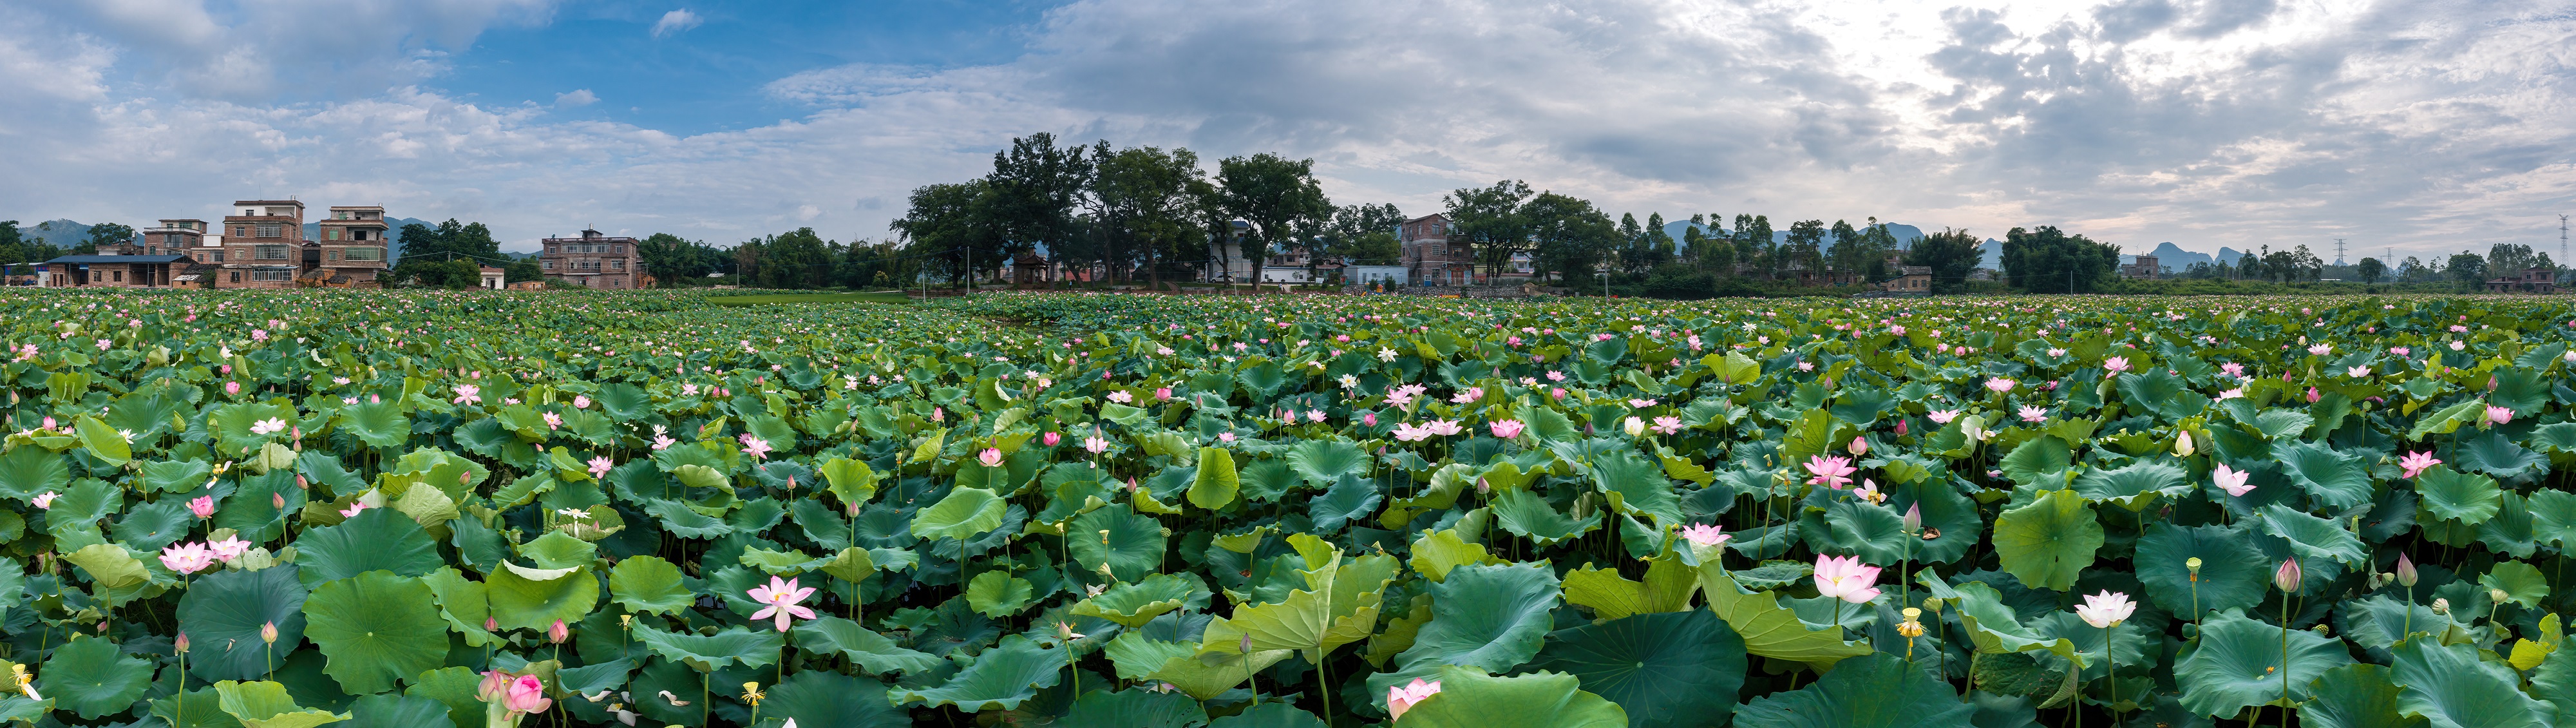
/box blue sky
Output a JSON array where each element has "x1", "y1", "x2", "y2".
[
  {"x1": 2, "y1": 0, "x2": 2571, "y2": 262},
  {"x1": 445, "y1": 1, "x2": 1062, "y2": 135}
]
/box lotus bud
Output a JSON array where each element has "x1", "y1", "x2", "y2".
[
  {"x1": 2491, "y1": 588, "x2": 2510, "y2": 605},
  {"x1": 2173, "y1": 431, "x2": 2194, "y2": 457},
  {"x1": 2432, "y1": 598, "x2": 2451, "y2": 615},
  {"x1": 1848, "y1": 437, "x2": 1868, "y2": 455},
  {"x1": 549, "y1": 619, "x2": 569, "y2": 644},
  {"x1": 1902, "y1": 503, "x2": 1921, "y2": 532},
  {"x1": 2395, "y1": 553, "x2": 2418, "y2": 587},
  {"x1": 2274, "y1": 559, "x2": 2302, "y2": 593},
  {"x1": 175, "y1": 631, "x2": 190, "y2": 653},
  {"x1": 295, "y1": 474, "x2": 308, "y2": 490},
  {"x1": 485, "y1": 617, "x2": 498, "y2": 633},
  {"x1": 620, "y1": 614, "x2": 632, "y2": 627},
  {"x1": 1894, "y1": 418, "x2": 1908, "y2": 436},
  {"x1": 273, "y1": 492, "x2": 285, "y2": 509},
  {"x1": 1624, "y1": 417, "x2": 1645, "y2": 437},
  {"x1": 1239, "y1": 635, "x2": 1253, "y2": 654}
]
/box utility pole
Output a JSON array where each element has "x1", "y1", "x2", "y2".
[{"x1": 2561, "y1": 215, "x2": 2569, "y2": 265}]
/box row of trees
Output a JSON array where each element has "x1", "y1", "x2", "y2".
[{"x1": 0, "y1": 220, "x2": 89, "y2": 267}]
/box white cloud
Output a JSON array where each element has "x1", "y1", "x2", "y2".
[
  {"x1": 650, "y1": 9, "x2": 703, "y2": 39},
  {"x1": 554, "y1": 89, "x2": 598, "y2": 108},
  {"x1": 6, "y1": 0, "x2": 2574, "y2": 263}
]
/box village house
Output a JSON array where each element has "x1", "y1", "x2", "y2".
[
  {"x1": 2485, "y1": 267, "x2": 2559, "y2": 294},
  {"x1": 539, "y1": 229, "x2": 645, "y2": 289}
]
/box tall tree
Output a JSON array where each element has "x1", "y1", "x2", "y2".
[
  {"x1": 2447, "y1": 251, "x2": 2488, "y2": 291},
  {"x1": 890, "y1": 181, "x2": 1005, "y2": 287},
  {"x1": 84, "y1": 223, "x2": 135, "y2": 253},
  {"x1": 1782, "y1": 220, "x2": 1828, "y2": 283},
  {"x1": 1444, "y1": 180, "x2": 1535, "y2": 285},
  {"x1": 1093, "y1": 145, "x2": 1210, "y2": 289},
  {"x1": 1317, "y1": 203, "x2": 1407, "y2": 269},
  {"x1": 984, "y1": 133, "x2": 1094, "y2": 280},
  {"x1": 1907, "y1": 228, "x2": 1984, "y2": 294},
  {"x1": 387, "y1": 219, "x2": 502, "y2": 285},
  {"x1": 2000, "y1": 225, "x2": 2120, "y2": 293},
  {"x1": 2356, "y1": 257, "x2": 2386, "y2": 284},
  {"x1": 638, "y1": 233, "x2": 719, "y2": 286},
  {"x1": 1732, "y1": 215, "x2": 1774, "y2": 278},
  {"x1": 1216, "y1": 153, "x2": 1331, "y2": 289},
  {"x1": 1524, "y1": 192, "x2": 1617, "y2": 284}
]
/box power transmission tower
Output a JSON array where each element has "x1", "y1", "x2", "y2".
[
  {"x1": 2333, "y1": 238, "x2": 2346, "y2": 266},
  {"x1": 2561, "y1": 215, "x2": 2568, "y2": 263}
]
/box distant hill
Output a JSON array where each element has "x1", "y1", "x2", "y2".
[
  {"x1": 20, "y1": 219, "x2": 104, "y2": 248},
  {"x1": 2120, "y1": 242, "x2": 2216, "y2": 270}
]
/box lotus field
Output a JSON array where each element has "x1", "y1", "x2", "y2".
[{"x1": 10, "y1": 290, "x2": 2576, "y2": 727}]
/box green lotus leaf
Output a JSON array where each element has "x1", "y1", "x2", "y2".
[
  {"x1": 211, "y1": 680, "x2": 350, "y2": 728},
  {"x1": 1492, "y1": 487, "x2": 1602, "y2": 546},
  {"x1": 2171, "y1": 608, "x2": 2353, "y2": 717},
  {"x1": 1559, "y1": 557, "x2": 1696, "y2": 621},
  {"x1": 2134, "y1": 523, "x2": 2271, "y2": 615},
  {"x1": 401, "y1": 666, "x2": 483, "y2": 728},
  {"x1": 1587, "y1": 450, "x2": 1683, "y2": 526},
  {"x1": 2454, "y1": 432, "x2": 2546, "y2": 481},
  {"x1": 1996, "y1": 436, "x2": 2072, "y2": 486},
  {"x1": 2530, "y1": 646, "x2": 2576, "y2": 725},
  {"x1": 606, "y1": 555, "x2": 691, "y2": 615},
  {"x1": 1201, "y1": 536, "x2": 1399, "y2": 663},
  {"x1": 737, "y1": 546, "x2": 831, "y2": 576},
  {"x1": 2070, "y1": 461, "x2": 2187, "y2": 511},
  {"x1": 65, "y1": 542, "x2": 151, "y2": 591},
  {"x1": 1990, "y1": 489, "x2": 2103, "y2": 591},
  {"x1": 817, "y1": 456, "x2": 882, "y2": 509},
  {"x1": 1208, "y1": 703, "x2": 1329, "y2": 728},
  {"x1": 73, "y1": 414, "x2": 130, "y2": 466},
  {"x1": 484, "y1": 561, "x2": 598, "y2": 632},
  {"x1": 639, "y1": 498, "x2": 733, "y2": 538},
  {"x1": 1408, "y1": 528, "x2": 1501, "y2": 583},
  {"x1": 2479, "y1": 560, "x2": 2549, "y2": 608},
  {"x1": 1189, "y1": 446, "x2": 1239, "y2": 510},
  {"x1": 1694, "y1": 562, "x2": 1871, "y2": 671},
  {"x1": 791, "y1": 615, "x2": 945, "y2": 675},
  {"x1": 1305, "y1": 475, "x2": 1383, "y2": 533},
  {"x1": 1068, "y1": 503, "x2": 1167, "y2": 582},
  {"x1": 1070, "y1": 573, "x2": 1200, "y2": 627},
  {"x1": 0, "y1": 443, "x2": 69, "y2": 499},
  {"x1": 2334, "y1": 595, "x2": 2460, "y2": 660},
  {"x1": 1733, "y1": 653, "x2": 1973, "y2": 728},
  {"x1": 1951, "y1": 581, "x2": 2082, "y2": 668},
  {"x1": 761, "y1": 669, "x2": 908, "y2": 728},
  {"x1": 2275, "y1": 441, "x2": 2372, "y2": 510},
  {"x1": 337, "y1": 693, "x2": 451, "y2": 728},
  {"x1": 292, "y1": 508, "x2": 442, "y2": 588},
  {"x1": 331, "y1": 402, "x2": 408, "y2": 450},
  {"x1": 2416, "y1": 466, "x2": 2502, "y2": 524},
  {"x1": 1055, "y1": 687, "x2": 1208, "y2": 728},
  {"x1": 630, "y1": 622, "x2": 782, "y2": 671},
  {"x1": 1801, "y1": 498, "x2": 1909, "y2": 566},
  {"x1": 515, "y1": 530, "x2": 597, "y2": 570},
  {"x1": 889, "y1": 634, "x2": 1064, "y2": 711},
  {"x1": 1389, "y1": 666, "x2": 1626, "y2": 728},
  {"x1": 2302, "y1": 664, "x2": 2423, "y2": 728},
  {"x1": 41, "y1": 635, "x2": 155, "y2": 719},
  {"x1": 1524, "y1": 610, "x2": 1748, "y2": 728},
  {"x1": 912, "y1": 486, "x2": 1007, "y2": 541},
  {"x1": 966, "y1": 570, "x2": 1035, "y2": 617},
  {"x1": 301, "y1": 570, "x2": 447, "y2": 694},
  {"x1": 178, "y1": 566, "x2": 310, "y2": 680},
  {"x1": 2257, "y1": 503, "x2": 2368, "y2": 566},
  {"x1": 2389, "y1": 638, "x2": 2552, "y2": 728},
  {"x1": 1371, "y1": 562, "x2": 1562, "y2": 696}
]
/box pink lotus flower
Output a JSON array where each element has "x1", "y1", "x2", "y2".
[
  {"x1": 207, "y1": 536, "x2": 250, "y2": 563},
  {"x1": 2017, "y1": 405, "x2": 2048, "y2": 423},
  {"x1": 2390, "y1": 347, "x2": 2410, "y2": 356},
  {"x1": 1804, "y1": 455, "x2": 1857, "y2": 490},
  {"x1": 1084, "y1": 435, "x2": 1110, "y2": 454},
  {"x1": 1425, "y1": 419, "x2": 1465, "y2": 437},
  {"x1": 1681, "y1": 523, "x2": 1729, "y2": 547},
  {"x1": 1984, "y1": 378, "x2": 2016, "y2": 393},
  {"x1": 1043, "y1": 431, "x2": 1061, "y2": 446},
  {"x1": 1927, "y1": 409, "x2": 1960, "y2": 425},
  {"x1": 1848, "y1": 436, "x2": 1868, "y2": 455},
  {"x1": 159, "y1": 542, "x2": 214, "y2": 575},
  {"x1": 188, "y1": 495, "x2": 216, "y2": 519},
  {"x1": 1155, "y1": 387, "x2": 1172, "y2": 401},
  {"x1": 1814, "y1": 554, "x2": 1882, "y2": 604},
  {"x1": 587, "y1": 457, "x2": 613, "y2": 480},
  {"x1": 478, "y1": 671, "x2": 553, "y2": 715},
  {"x1": 2213, "y1": 463, "x2": 2253, "y2": 497},
  {"x1": 542, "y1": 412, "x2": 562, "y2": 429},
  {"x1": 2398, "y1": 451, "x2": 2441, "y2": 479},
  {"x1": 747, "y1": 576, "x2": 818, "y2": 632},
  {"x1": 1627, "y1": 398, "x2": 1658, "y2": 408},
  {"x1": 31, "y1": 492, "x2": 56, "y2": 510},
  {"x1": 2103, "y1": 356, "x2": 2130, "y2": 374},
  {"x1": 2076, "y1": 591, "x2": 2136, "y2": 628},
  {"x1": 1391, "y1": 423, "x2": 1431, "y2": 443},
  {"x1": 1106, "y1": 390, "x2": 1133, "y2": 404},
  {"x1": 2488, "y1": 405, "x2": 2513, "y2": 425},
  {"x1": 1387, "y1": 678, "x2": 1443, "y2": 722},
  {"x1": 452, "y1": 384, "x2": 481, "y2": 405},
  {"x1": 1362, "y1": 412, "x2": 1378, "y2": 427},
  {"x1": 1453, "y1": 388, "x2": 1486, "y2": 404},
  {"x1": 978, "y1": 448, "x2": 1004, "y2": 468},
  {"x1": 2306, "y1": 387, "x2": 2320, "y2": 403},
  {"x1": 739, "y1": 435, "x2": 772, "y2": 460},
  {"x1": 1653, "y1": 416, "x2": 1683, "y2": 436},
  {"x1": 1307, "y1": 409, "x2": 1328, "y2": 423},
  {"x1": 339, "y1": 501, "x2": 371, "y2": 518},
  {"x1": 249, "y1": 417, "x2": 286, "y2": 436},
  {"x1": 1489, "y1": 419, "x2": 1526, "y2": 439}
]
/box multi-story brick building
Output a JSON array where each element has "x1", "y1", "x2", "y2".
[
  {"x1": 206, "y1": 200, "x2": 310, "y2": 288},
  {"x1": 538, "y1": 229, "x2": 645, "y2": 289},
  {"x1": 310, "y1": 206, "x2": 391, "y2": 286},
  {"x1": 1400, "y1": 213, "x2": 1477, "y2": 286}
]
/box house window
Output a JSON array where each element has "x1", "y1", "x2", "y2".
[
  {"x1": 114, "y1": 271, "x2": 124, "y2": 282},
  {"x1": 255, "y1": 224, "x2": 282, "y2": 238},
  {"x1": 230, "y1": 271, "x2": 241, "y2": 283},
  {"x1": 256, "y1": 245, "x2": 288, "y2": 260},
  {"x1": 252, "y1": 269, "x2": 292, "y2": 282},
  {"x1": 345, "y1": 247, "x2": 382, "y2": 262},
  {"x1": 211, "y1": 251, "x2": 225, "y2": 262},
  {"x1": 611, "y1": 260, "x2": 625, "y2": 270},
  {"x1": 542, "y1": 260, "x2": 554, "y2": 270},
  {"x1": 326, "y1": 229, "x2": 340, "y2": 240}
]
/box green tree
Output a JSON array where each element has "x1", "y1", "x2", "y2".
[
  {"x1": 891, "y1": 180, "x2": 1005, "y2": 287},
  {"x1": 1216, "y1": 153, "x2": 1331, "y2": 287},
  {"x1": 0, "y1": 220, "x2": 24, "y2": 266},
  {"x1": 1523, "y1": 192, "x2": 1617, "y2": 284},
  {"x1": 2000, "y1": 225, "x2": 2119, "y2": 293},
  {"x1": 1316, "y1": 203, "x2": 1407, "y2": 269},
  {"x1": 985, "y1": 133, "x2": 1094, "y2": 280},
  {"x1": 84, "y1": 223, "x2": 135, "y2": 254},
  {"x1": 1093, "y1": 145, "x2": 1211, "y2": 289},
  {"x1": 1443, "y1": 180, "x2": 1533, "y2": 285},
  {"x1": 2355, "y1": 257, "x2": 2386, "y2": 283},
  {"x1": 1907, "y1": 228, "x2": 1984, "y2": 294},
  {"x1": 1732, "y1": 215, "x2": 1774, "y2": 278},
  {"x1": 387, "y1": 219, "x2": 502, "y2": 286},
  {"x1": 1782, "y1": 220, "x2": 1828, "y2": 283},
  {"x1": 2447, "y1": 251, "x2": 2488, "y2": 291},
  {"x1": 503, "y1": 258, "x2": 543, "y2": 285},
  {"x1": 638, "y1": 233, "x2": 718, "y2": 286}
]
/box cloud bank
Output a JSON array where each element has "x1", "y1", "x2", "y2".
[{"x1": 1, "y1": 0, "x2": 2570, "y2": 261}]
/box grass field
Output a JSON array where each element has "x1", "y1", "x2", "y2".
[{"x1": 703, "y1": 291, "x2": 916, "y2": 305}]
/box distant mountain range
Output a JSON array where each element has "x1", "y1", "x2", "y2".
[
  {"x1": 1654, "y1": 220, "x2": 2260, "y2": 272},
  {"x1": 10, "y1": 217, "x2": 432, "y2": 260}
]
